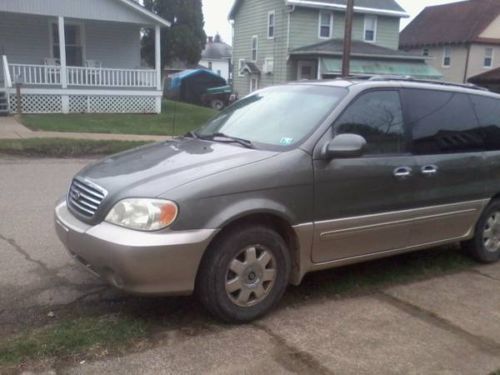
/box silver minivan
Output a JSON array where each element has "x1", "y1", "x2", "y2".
[{"x1": 56, "y1": 78, "x2": 500, "y2": 322}]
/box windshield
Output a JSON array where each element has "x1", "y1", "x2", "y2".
[{"x1": 195, "y1": 85, "x2": 347, "y2": 149}]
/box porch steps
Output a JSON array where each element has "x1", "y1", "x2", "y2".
[{"x1": 0, "y1": 90, "x2": 8, "y2": 116}]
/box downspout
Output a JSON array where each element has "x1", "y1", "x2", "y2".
[{"x1": 463, "y1": 43, "x2": 472, "y2": 83}]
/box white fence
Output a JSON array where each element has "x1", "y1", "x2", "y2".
[{"x1": 7, "y1": 62, "x2": 157, "y2": 89}]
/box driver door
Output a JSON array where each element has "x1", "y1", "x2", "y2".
[{"x1": 312, "y1": 89, "x2": 419, "y2": 263}]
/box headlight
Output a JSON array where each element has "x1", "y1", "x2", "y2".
[{"x1": 105, "y1": 199, "x2": 178, "y2": 231}]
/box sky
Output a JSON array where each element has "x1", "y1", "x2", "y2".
[{"x1": 202, "y1": 0, "x2": 464, "y2": 45}]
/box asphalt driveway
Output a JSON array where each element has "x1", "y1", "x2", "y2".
[{"x1": 1, "y1": 157, "x2": 500, "y2": 374}]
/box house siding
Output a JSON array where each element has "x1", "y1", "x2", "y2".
[
  {"x1": 406, "y1": 44, "x2": 500, "y2": 83},
  {"x1": 232, "y1": 2, "x2": 403, "y2": 96},
  {"x1": 407, "y1": 45, "x2": 468, "y2": 83},
  {"x1": 232, "y1": 0, "x2": 288, "y2": 97},
  {"x1": 85, "y1": 21, "x2": 141, "y2": 69},
  {"x1": 0, "y1": 0, "x2": 155, "y2": 25},
  {"x1": 289, "y1": 9, "x2": 399, "y2": 50},
  {"x1": 466, "y1": 44, "x2": 500, "y2": 80},
  {"x1": 0, "y1": 12, "x2": 142, "y2": 74}
]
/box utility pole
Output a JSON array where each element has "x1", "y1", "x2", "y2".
[{"x1": 342, "y1": 0, "x2": 354, "y2": 77}]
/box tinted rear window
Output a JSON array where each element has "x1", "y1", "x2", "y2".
[
  {"x1": 469, "y1": 94, "x2": 500, "y2": 151},
  {"x1": 402, "y1": 89, "x2": 482, "y2": 155}
]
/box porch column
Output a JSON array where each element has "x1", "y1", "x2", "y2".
[
  {"x1": 155, "y1": 25, "x2": 162, "y2": 91},
  {"x1": 58, "y1": 16, "x2": 69, "y2": 113},
  {"x1": 154, "y1": 25, "x2": 162, "y2": 113},
  {"x1": 58, "y1": 16, "x2": 67, "y2": 89}
]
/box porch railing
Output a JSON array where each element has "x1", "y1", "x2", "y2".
[
  {"x1": 67, "y1": 67, "x2": 157, "y2": 88},
  {"x1": 7, "y1": 62, "x2": 157, "y2": 89},
  {"x1": 9, "y1": 63, "x2": 61, "y2": 86}
]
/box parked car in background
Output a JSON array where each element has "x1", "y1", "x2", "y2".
[
  {"x1": 165, "y1": 69, "x2": 233, "y2": 110},
  {"x1": 55, "y1": 77, "x2": 500, "y2": 323}
]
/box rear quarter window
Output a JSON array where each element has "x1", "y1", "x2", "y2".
[
  {"x1": 401, "y1": 89, "x2": 482, "y2": 154},
  {"x1": 469, "y1": 94, "x2": 500, "y2": 151}
]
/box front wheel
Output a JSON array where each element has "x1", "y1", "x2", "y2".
[
  {"x1": 463, "y1": 200, "x2": 500, "y2": 264},
  {"x1": 196, "y1": 224, "x2": 291, "y2": 323}
]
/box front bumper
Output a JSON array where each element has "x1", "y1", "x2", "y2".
[{"x1": 54, "y1": 200, "x2": 217, "y2": 296}]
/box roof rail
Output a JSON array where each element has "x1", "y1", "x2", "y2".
[{"x1": 365, "y1": 75, "x2": 489, "y2": 92}]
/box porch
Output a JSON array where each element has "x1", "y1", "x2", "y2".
[{"x1": 0, "y1": 5, "x2": 167, "y2": 114}]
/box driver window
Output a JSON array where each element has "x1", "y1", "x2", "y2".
[{"x1": 334, "y1": 90, "x2": 406, "y2": 155}]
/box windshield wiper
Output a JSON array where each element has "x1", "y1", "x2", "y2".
[
  {"x1": 185, "y1": 131, "x2": 199, "y2": 139},
  {"x1": 207, "y1": 133, "x2": 255, "y2": 149}
]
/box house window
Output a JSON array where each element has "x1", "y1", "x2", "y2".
[
  {"x1": 51, "y1": 23, "x2": 84, "y2": 66},
  {"x1": 443, "y1": 47, "x2": 451, "y2": 67},
  {"x1": 268, "y1": 11, "x2": 275, "y2": 39},
  {"x1": 364, "y1": 15, "x2": 377, "y2": 42},
  {"x1": 422, "y1": 48, "x2": 430, "y2": 57},
  {"x1": 251, "y1": 35, "x2": 258, "y2": 61},
  {"x1": 264, "y1": 57, "x2": 274, "y2": 73},
  {"x1": 484, "y1": 48, "x2": 494, "y2": 68},
  {"x1": 319, "y1": 12, "x2": 333, "y2": 39},
  {"x1": 238, "y1": 59, "x2": 245, "y2": 77},
  {"x1": 250, "y1": 77, "x2": 259, "y2": 92}
]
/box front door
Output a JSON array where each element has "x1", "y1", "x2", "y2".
[
  {"x1": 297, "y1": 61, "x2": 317, "y2": 81},
  {"x1": 401, "y1": 88, "x2": 488, "y2": 247},
  {"x1": 313, "y1": 89, "x2": 418, "y2": 263}
]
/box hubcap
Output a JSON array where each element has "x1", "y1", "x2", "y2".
[
  {"x1": 483, "y1": 211, "x2": 500, "y2": 253},
  {"x1": 225, "y1": 245, "x2": 277, "y2": 307}
]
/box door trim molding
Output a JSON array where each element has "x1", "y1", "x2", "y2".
[{"x1": 316, "y1": 199, "x2": 488, "y2": 241}]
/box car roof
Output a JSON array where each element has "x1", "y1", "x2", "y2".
[{"x1": 294, "y1": 77, "x2": 500, "y2": 99}]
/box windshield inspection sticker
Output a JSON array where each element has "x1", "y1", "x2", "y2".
[{"x1": 280, "y1": 137, "x2": 294, "y2": 145}]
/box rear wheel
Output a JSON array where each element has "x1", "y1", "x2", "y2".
[
  {"x1": 196, "y1": 224, "x2": 291, "y2": 323},
  {"x1": 210, "y1": 99, "x2": 225, "y2": 111},
  {"x1": 463, "y1": 200, "x2": 500, "y2": 263}
]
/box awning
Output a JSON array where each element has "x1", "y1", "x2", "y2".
[{"x1": 320, "y1": 58, "x2": 443, "y2": 80}]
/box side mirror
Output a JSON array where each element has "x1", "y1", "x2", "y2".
[{"x1": 322, "y1": 133, "x2": 367, "y2": 159}]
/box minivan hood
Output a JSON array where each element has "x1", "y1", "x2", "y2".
[{"x1": 76, "y1": 138, "x2": 278, "y2": 198}]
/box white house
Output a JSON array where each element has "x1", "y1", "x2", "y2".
[
  {"x1": 199, "y1": 34, "x2": 232, "y2": 82},
  {"x1": 0, "y1": 0, "x2": 170, "y2": 115}
]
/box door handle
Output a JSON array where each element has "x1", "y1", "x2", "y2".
[
  {"x1": 393, "y1": 166, "x2": 413, "y2": 179},
  {"x1": 421, "y1": 165, "x2": 438, "y2": 177}
]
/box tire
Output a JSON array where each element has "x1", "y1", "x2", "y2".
[
  {"x1": 463, "y1": 200, "x2": 500, "y2": 264},
  {"x1": 210, "y1": 99, "x2": 225, "y2": 111},
  {"x1": 196, "y1": 224, "x2": 291, "y2": 323}
]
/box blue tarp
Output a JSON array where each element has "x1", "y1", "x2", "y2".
[{"x1": 170, "y1": 69, "x2": 223, "y2": 90}]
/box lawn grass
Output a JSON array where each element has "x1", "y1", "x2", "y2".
[
  {"x1": 21, "y1": 101, "x2": 216, "y2": 137},
  {"x1": 0, "y1": 315, "x2": 149, "y2": 366},
  {"x1": 289, "y1": 245, "x2": 476, "y2": 300},
  {"x1": 0, "y1": 138, "x2": 151, "y2": 158}
]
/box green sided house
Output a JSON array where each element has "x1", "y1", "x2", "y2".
[{"x1": 229, "y1": 0, "x2": 441, "y2": 96}]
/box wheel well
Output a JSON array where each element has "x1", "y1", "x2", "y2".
[{"x1": 198, "y1": 213, "x2": 301, "y2": 284}]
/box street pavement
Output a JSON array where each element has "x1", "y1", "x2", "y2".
[{"x1": 1, "y1": 157, "x2": 500, "y2": 375}]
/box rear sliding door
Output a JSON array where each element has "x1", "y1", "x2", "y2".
[{"x1": 400, "y1": 88, "x2": 488, "y2": 247}]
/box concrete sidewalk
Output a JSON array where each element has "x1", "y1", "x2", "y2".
[
  {"x1": 66, "y1": 265, "x2": 500, "y2": 375},
  {"x1": 0, "y1": 116, "x2": 167, "y2": 142}
]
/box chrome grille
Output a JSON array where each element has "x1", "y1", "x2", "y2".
[{"x1": 68, "y1": 179, "x2": 107, "y2": 218}]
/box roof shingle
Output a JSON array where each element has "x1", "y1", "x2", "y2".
[{"x1": 400, "y1": 0, "x2": 500, "y2": 48}]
